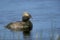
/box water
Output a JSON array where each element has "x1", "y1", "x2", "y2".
[{"x1": 0, "y1": 0, "x2": 60, "y2": 40}]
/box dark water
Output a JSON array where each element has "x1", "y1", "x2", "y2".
[{"x1": 0, "y1": 0, "x2": 60, "y2": 40}]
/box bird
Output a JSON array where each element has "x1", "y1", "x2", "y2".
[{"x1": 5, "y1": 12, "x2": 33, "y2": 32}]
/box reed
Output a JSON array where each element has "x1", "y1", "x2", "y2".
[{"x1": 36, "y1": 32, "x2": 38, "y2": 40}]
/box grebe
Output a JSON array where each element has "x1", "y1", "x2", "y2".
[{"x1": 5, "y1": 12, "x2": 33, "y2": 32}]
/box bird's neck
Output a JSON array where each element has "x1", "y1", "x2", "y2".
[
  {"x1": 22, "y1": 17, "x2": 30, "y2": 22},
  {"x1": 22, "y1": 19, "x2": 29, "y2": 22}
]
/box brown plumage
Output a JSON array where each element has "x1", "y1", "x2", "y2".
[{"x1": 5, "y1": 12, "x2": 33, "y2": 32}]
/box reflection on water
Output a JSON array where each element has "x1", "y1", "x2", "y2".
[
  {"x1": 0, "y1": 28, "x2": 60, "y2": 40},
  {"x1": 23, "y1": 31, "x2": 31, "y2": 40}
]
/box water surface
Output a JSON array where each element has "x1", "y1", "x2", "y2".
[{"x1": 0, "y1": 0, "x2": 60, "y2": 40}]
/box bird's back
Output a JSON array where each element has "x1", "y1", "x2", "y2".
[
  {"x1": 5, "y1": 21, "x2": 32, "y2": 31},
  {"x1": 6, "y1": 21, "x2": 25, "y2": 31}
]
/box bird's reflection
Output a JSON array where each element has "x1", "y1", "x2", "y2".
[{"x1": 23, "y1": 31, "x2": 31, "y2": 40}]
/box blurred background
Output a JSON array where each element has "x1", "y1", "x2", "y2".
[{"x1": 0, "y1": 0, "x2": 60, "y2": 40}]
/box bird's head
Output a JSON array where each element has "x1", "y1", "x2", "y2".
[{"x1": 22, "y1": 12, "x2": 31, "y2": 22}]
